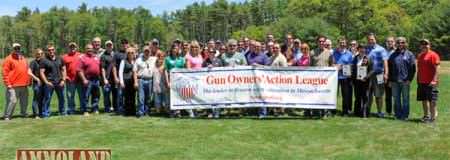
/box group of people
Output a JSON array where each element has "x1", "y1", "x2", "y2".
[{"x1": 2, "y1": 33, "x2": 440, "y2": 123}]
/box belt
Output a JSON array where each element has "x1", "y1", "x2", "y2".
[{"x1": 138, "y1": 77, "x2": 152, "y2": 80}]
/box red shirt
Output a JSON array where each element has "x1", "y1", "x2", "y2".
[
  {"x1": 2, "y1": 53, "x2": 30, "y2": 87},
  {"x1": 62, "y1": 52, "x2": 81, "y2": 82},
  {"x1": 78, "y1": 53, "x2": 101, "y2": 79},
  {"x1": 417, "y1": 50, "x2": 440, "y2": 84}
]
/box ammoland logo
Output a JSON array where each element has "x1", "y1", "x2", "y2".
[{"x1": 16, "y1": 149, "x2": 111, "y2": 160}]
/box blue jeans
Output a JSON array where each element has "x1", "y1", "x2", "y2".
[
  {"x1": 138, "y1": 79, "x2": 153, "y2": 116},
  {"x1": 154, "y1": 93, "x2": 165, "y2": 108},
  {"x1": 42, "y1": 83, "x2": 65, "y2": 117},
  {"x1": 81, "y1": 79, "x2": 100, "y2": 113},
  {"x1": 259, "y1": 107, "x2": 267, "y2": 117},
  {"x1": 66, "y1": 81, "x2": 82, "y2": 114},
  {"x1": 31, "y1": 83, "x2": 44, "y2": 117},
  {"x1": 112, "y1": 84, "x2": 123, "y2": 114},
  {"x1": 103, "y1": 83, "x2": 113, "y2": 112},
  {"x1": 391, "y1": 81, "x2": 410, "y2": 119}
]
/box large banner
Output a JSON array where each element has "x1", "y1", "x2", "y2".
[{"x1": 170, "y1": 66, "x2": 338, "y2": 110}]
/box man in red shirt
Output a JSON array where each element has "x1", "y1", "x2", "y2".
[
  {"x1": 417, "y1": 39, "x2": 440, "y2": 123},
  {"x1": 78, "y1": 44, "x2": 101, "y2": 116},
  {"x1": 63, "y1": 42, "x2": 82, "y2": 114},
  {"x1": 2, "y1": 43, "x2": 30, "y2": 120}
]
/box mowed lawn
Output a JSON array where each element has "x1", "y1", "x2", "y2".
[{"x1": 0, "y1": 61, "x2": 449, "y2": 160}]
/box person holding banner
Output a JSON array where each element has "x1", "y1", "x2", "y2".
[
  {"x1": 221, "y1": 39, "x2": 247, "y2": 117},
  {"x1": 333, "y1": 38, "x2": 354, "y2": 116},
  {"x1": 203, "y1": 43, "x2": 224, "y2": 119},
  {"x1": 164, "y1": 44, "x2": 186, "y2": 118},
  {"x1": 352, "y1": 45, "x2": 374, "y2": 117},
  {"x1": 119, "y1": 47, "x2": 138, "y2": 116},
  {"x1": 247, "y1": 41, "x2": 271, "y2": 119},
  {"x1": 295, "y1": 43, "x2": 311, "y2": 66},
  {"x1": 185, "y1": 41, "x2": 203, "y2": 118},
  {"x1": 366, "y1": 33, "x2": 389, "y2": 118},
  {"x1": 221, "y1": 39, "x2": 247, "y2": 67},
  {"x1": 270, "y1": 43, "x2": 288, "y2": 117},
  {"x1": 308, "y1": 35, "x2": 334, "y2": 118}
]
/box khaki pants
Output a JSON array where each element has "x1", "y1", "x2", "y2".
[{"x1": 4, "y1": 86, "x2": 28, "y2": 119}]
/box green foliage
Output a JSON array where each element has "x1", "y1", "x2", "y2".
[{"x1": 0, "y1": 0, "x2": 448, "y2": 59}]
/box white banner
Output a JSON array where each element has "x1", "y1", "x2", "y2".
[{"x1": 170, "y1": 66, "x2": 338, "y2": 110}]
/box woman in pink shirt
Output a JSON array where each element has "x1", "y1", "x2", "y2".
[
  {"x1": 296, "y1": 43, "x2": 311, "y2": 66},
  {"x1": 184, "y1": 41, "x2": 203, "y2": 118},
  {"x1": 185, "y1": 41, "x2": 203, "y2": 70}
]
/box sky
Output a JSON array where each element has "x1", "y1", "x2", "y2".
[{"x1": 0, "y1": 0, "x2": 245, "y2": 16}]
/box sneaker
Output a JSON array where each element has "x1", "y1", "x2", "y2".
[
  {"x1": 4, "y1": 117, "x2": 10, "y2": 121},
  {"x1": 429, "y1": 118, "x2": 436, "y2": 123},
  {"x1": 35, "y1": 116, "x2": 40, "y2": 120},
  {"x1": 83, "y1": 112, "x2": 90, "y2": 116},
  {"x1": 258, "y1": 115, "x2": 266, "y2": 119},
  {"x1": 94, "y1": 111, "x2": 99, "y2": 115},
  {"x1": 421, "y1": 116, "x2": 431, "y2": 123},
  {"x1": 189, "y1": 112, "x2": 195, "y2": 118},
  {"x1": 207, "y1": 113, "x2": 213, "y2": 118}
]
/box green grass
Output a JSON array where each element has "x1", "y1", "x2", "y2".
[{"x1": 1, "y1": 62, "x2": 449, "y2": 160}]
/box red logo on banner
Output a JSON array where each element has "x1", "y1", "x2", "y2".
[{"x1": 178, "y1": 85, "x2": 198, "y2": 100}]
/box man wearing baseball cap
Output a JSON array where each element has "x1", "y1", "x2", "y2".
[
  {"x1": 62, "y1": 42, "x2": 82, "y2": 115},
  {"x1": 2, "y1": 43, "x2": 30, "y2": 120},
  {"x1": 100, "y1": 40, "x2": 116, "y2": 113},
  {"x1": 417, "y1": 39, "x2": 440, "y2": 123}
]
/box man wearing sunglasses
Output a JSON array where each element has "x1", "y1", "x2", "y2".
[
  {"x1": 40, "y1": 44, "x2": 67, "y2": 118},
  {"x1": 417, "y1": 39, "x2": 440, "y2": 123},
  {"x1": 387, "y1": 37, "x2": 416, "y2": 120},
  {"x1": 2, "y1": 43, "x2": 30, "y2": 120}
]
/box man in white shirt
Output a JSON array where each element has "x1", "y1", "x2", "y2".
[{"x1": 135, "y1": 46, "x2": 157, "y2": 117}]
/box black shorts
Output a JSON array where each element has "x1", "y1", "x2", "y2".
[{"x1": 417, "y1": 83, "x2": 439, "y2": 102}]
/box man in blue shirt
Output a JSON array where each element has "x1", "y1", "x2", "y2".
[
  {"x1": 292, "y1": 39, "x2": 303, "y2": 64},
  {"x1": 333, "y1": 38, "x2": 354, "y2": 116},
  {"x1": 366, "y1": 33, "x2": 389, "y2": 118},
  {"x1": 388, "y1": 37, "x2": 416, "y2": 120},
  {"x1": 247, "y1": 41, "x2": 271, "y2": 66},
  {"x1": 247, "y1": 41, "x2": 270, "y2": 119}
]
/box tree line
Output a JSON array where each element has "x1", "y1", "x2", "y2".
[{"x1": 0, "y1": 0, "x2": 448, "y2": 59}]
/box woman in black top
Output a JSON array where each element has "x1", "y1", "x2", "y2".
[
  {"x1": 29, "y1": 48, "x2": 44, "y2": 119},
  {"x1": 119, "y1": 48, "x2": 138, "y2": 116},
  {"x1": 352, "y1": 45, "x2": 374, "y2": 118}
]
